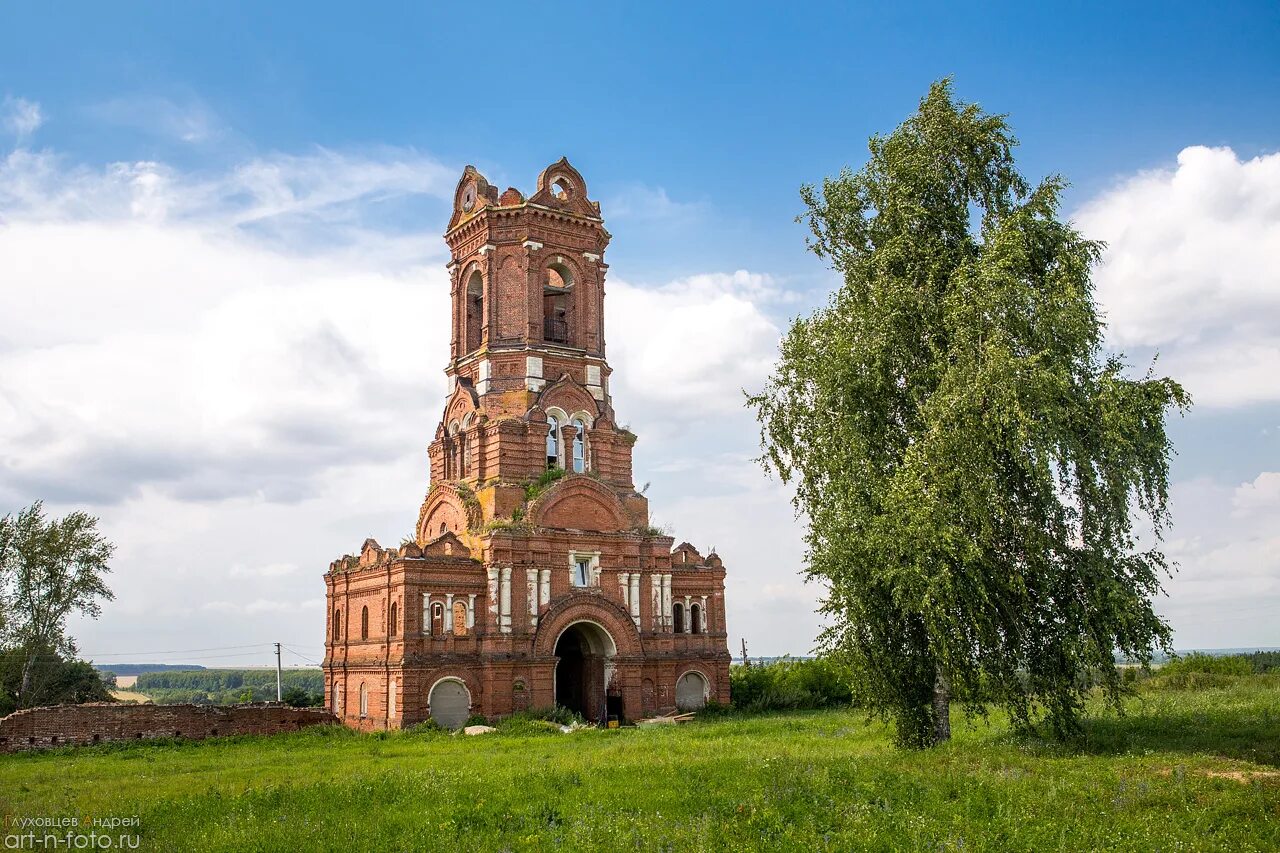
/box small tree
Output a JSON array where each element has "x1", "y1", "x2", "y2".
[
  {"x1": 750, "y1": 80, "x2": 1188, "y2": 747},
  {"x1": 0, "y1": 501, "x2": 115, "y2": 706}
]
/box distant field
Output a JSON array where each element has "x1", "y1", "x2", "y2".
[
  {"x1": 108, "y1": 688, "x2": 150, "y2": 703},
  {"x1": 2, "y1": 677, "x2": 1278, "y2": 851}
]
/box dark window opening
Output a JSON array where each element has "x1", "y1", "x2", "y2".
[
  {"x1": 543, "y1": 264, "x2": 574, "y2": 345},
  {"x1": 464, "y1": 270, "x2": 483, "y2": 352},
  {"x1": 360, "y1": 606, "x2": 369, "y2": 640},
  {"x1": 673, "y1": 602, "x2": 685, "y2": 634}
]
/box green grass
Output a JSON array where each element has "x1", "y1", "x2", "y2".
[{"x1": 2, "y1": 678, "x2": 1278, "y2": 851}]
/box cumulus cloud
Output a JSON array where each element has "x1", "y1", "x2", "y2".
[
  {"x1": 2, "y1": 96, "x2": 44, "y2": 138},
  {"x1": 1076, "y1": 146, "x2": 1280, "y2": 408},
  {"x1": 608, "y1": 271, "x2": 784, "y2": 421},
  {"x1": 1155, "y1": 472, "x2": 1280, "y2": 647}
]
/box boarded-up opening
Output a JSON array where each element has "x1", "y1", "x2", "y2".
[
  {"x1": 675, "y1": 671, "x2": 708, "y2": 711},
  {"x1": 429, "y1": 679, "x2": 471, "y2": 730}
]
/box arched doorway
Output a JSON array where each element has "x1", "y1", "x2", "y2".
[
  {"x1": 676, "y1": 670, "x2": 709, "y2": 711},
  {"x1": 428, "y1": 678, "x2": 471, "y2": 730},
  {"x1": 554, "y1": 621, "x2": 616, "y2": 724}
]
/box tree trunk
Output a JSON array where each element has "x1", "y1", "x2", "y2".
[
  {"x1": 19, "y1": 650, "x2": 36, "y2": 707},
  {"x1": 932, "y1": 671, "x2": 951, "y2": 744}
]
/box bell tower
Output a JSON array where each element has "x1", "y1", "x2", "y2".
[
  {"x1": 444, "y1": 158, "x2": 612, "y2": 415},
  {"x1": 325, "y1": 157, "x2": 732, "y2": 730},
  {"x1": 422, "y1": 158, "x2": 640, "y2": 535}
]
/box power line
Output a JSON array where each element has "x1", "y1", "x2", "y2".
[
  {"x1": 81, "y1": 642, "x2": 275, "y2": 658},
  {"x1": 281, "y1": 645, "x2": 321, "y2": 666}
]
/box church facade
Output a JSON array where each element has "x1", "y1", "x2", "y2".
[{"x1": 322, "y1": 159, "x2": 731, "y2": 730}]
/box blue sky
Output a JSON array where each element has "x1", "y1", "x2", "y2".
[{"x1": 1, "y1": 2, "x2": 1278, "y2": 666}]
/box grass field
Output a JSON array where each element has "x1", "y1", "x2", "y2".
[{"x1": 2, "y1": 678, "x2": 1278, "y2": 851}]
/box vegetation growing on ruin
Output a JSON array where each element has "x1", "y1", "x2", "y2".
[{"x1": 3, "y1": 675, "x2": 1277, "y2": 851}]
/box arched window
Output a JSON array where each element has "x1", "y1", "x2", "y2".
[
  {"x1": 333, "y1": 609, "x2": 341, "y2": 642},
  {"x1": 453, "y1": 600, "x2": 468, "y2": 636},
  {"x1": 546, "y1": 416, "x2": 560, "y2": 469},
  {"x1": 446, "y1": 421, "x2": 460, "y2": 480},
  {"x1": 431, "y1": 602, "x2": 444, "y2": 636},
  {"x1": 571, "y1": 418, "x2": 586, "y2": 473},
  {"x1": 359, "y1": 682, "x2": 368, "y2": 717},
  {"x1": 672, "y1": 601, "x2": 685, "y2": 634},
  {"x1": 465, "y1": 269, "x2": 483, "y2": 352},
  {"x1": 543, "y1": 263, "x2": 574, "y2": 345},
  {"x1": 439, "y1": 522, "x2": 447, "y2": 536},
  {"x1": 360, "y1": 606, "x2": 369, "y2": 640},
  {"x1": 690, "y1": 603, "x2": 702, "y2": 634},
  {"x1": 389, "y1": 602, "x2": 398, "y2": 637}
]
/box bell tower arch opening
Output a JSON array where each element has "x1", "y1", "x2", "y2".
[
  {"x1": 543, "y1": 262, "x2": 575, "y2": 346},
  {"x1": 464, "y1": 267, "x2": 484, "y2": 353},
  {"x1": 553, "y1": 620, "x2": 616, "y2": 724}
]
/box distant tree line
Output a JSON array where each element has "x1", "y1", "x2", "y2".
[{"x1": 131, "y1": 669, "x2": 325, "y2": 707}]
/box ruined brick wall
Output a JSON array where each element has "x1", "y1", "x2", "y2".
[{"x1": 0, "y1": 703, "x2": 337, "y2": 753}]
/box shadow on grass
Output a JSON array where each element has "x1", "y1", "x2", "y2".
[{"x1": 1009, "y1": 683, "x2": 1280, "y2": 767}]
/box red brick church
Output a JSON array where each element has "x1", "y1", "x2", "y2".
[{"x1": 323, "y1": 159, "x2": 731, "y2": 730}]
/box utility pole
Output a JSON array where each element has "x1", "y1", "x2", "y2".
[
  {"x1": 740, "y1": 638, "x2": 751, "y2": 668},
  {"x1": 274, "y1": 643, "x2": 283, "y2": 702}
]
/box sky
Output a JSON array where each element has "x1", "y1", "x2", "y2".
[{"x1": 1, "y1": 1, "x2": 1278, "y2": 669}]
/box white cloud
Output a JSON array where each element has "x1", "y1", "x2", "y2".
[
  {"x1": 229, "y1": 562, "x2": 299, "y2": 579},
  {"x1": 608, "y1": 271, "x2": 784, "y2": 421},
  {"x1": 2, "y1": 96, "x2": 44, "y2": 138},
  {"x1": 606, "y1": 184, "x2": 705, "y2": 222},
  {"x1": 1157, "y1": 473, "x2": 1280, "y2": 646},
  {"x1": 87, "y1": 95, "x2": 222, "y2": 143},
  {"x1": 1075, "y1": 146, "x2": 1280, "y2": 408}
]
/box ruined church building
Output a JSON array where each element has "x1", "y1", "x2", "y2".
[{"x1": 323, "y1": 159, "x2": 731, "y2": 729}]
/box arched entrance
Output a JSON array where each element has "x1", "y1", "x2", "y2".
[
  {"x1": 428, "y1": 678, "x2": 471, "y2": 730},
  {"x1": 554, "y1": 621, "x2": 616, "y2": 724},
  {"x1": 676, "y1": 670, "x2": 709, "y2": 711}
]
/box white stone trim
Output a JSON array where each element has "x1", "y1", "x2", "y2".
[
  {"x1": 500, "y1": 567, "x2": 512, "y2": 633},
  {"x1": 523, "y1": 240, "x2": 544, "y2": 250}
]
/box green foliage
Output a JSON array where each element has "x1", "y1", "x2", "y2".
[
  {"x1": 403, "y1": 718, "x2": 445, "y2": 735},
  {"x1": 519, "y1": 705, "x2": 585, "y2": 726},
  {"x1": 523, "y1": 466, "x2": 568, "y2": 503},
  {"x1": 280, "y1": 686, "x2": 324, "y2": 708},
  {"x1": 728, "y1": 658, "x2": 853, "y2": 713},
  {"x1": 2, "y1": 678, "x2": 1277, "y2": 850},
  {"x1": 0, "y1": 501, "x2": 115, "y2": 708},
  {"x1": 1163, "y1": 653, "x2": 1253, "y2": 678},
  {"x1": 462, "y1": 713, "x2": 490, "y2": 728},
  {"x1": 0, "y1": 646, "x2": 114, "y2": 716},
  {"x1": 749, "y1": 80, "x2": 1188, "y2": 748},
  {"x1": 134, "y1": 669, "x2": 324, "y2": 705}
]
